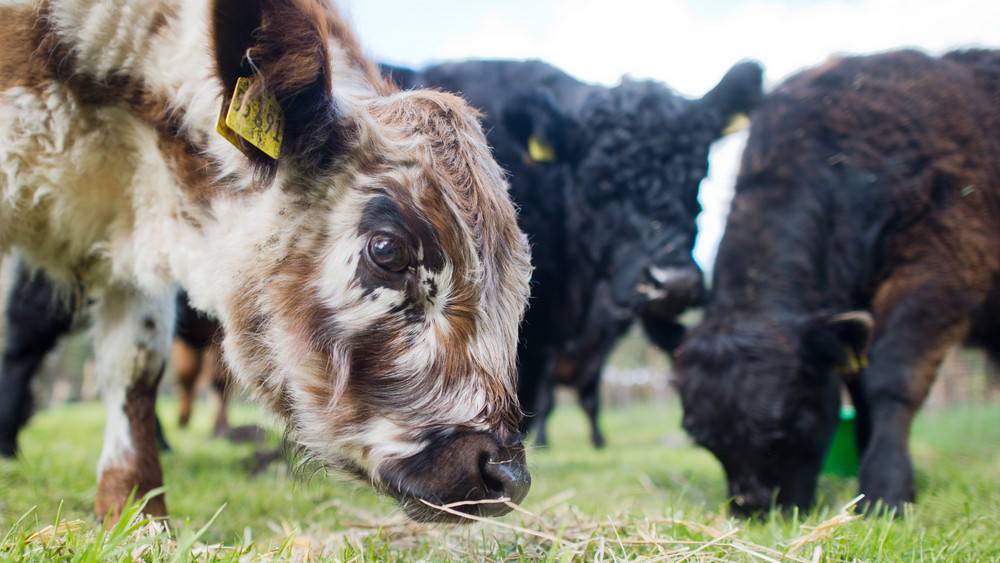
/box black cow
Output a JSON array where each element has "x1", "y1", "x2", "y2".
[
  {"x1": 671, "y1": 49, "x2": 1000, "y2": 516},
  {"x1": 388, "y1": 60, "x2": 762, "y2": 446}
]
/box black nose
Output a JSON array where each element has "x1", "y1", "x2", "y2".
[
  {"x1": 382, "y1": 430, "x2": 531, "y2": 522},
  {"x1": 727, "y1": 480, "x2": 776, "y2": 519},
  {"x1": 640, "y1": 265, "x2": 705, "y2": 318},
  {"x1": 729, "y1": 495, "x2": 766, "y2": 518},
  {"x1": 479, "y1": 452, "x2": 531, "y2": 515},
  {"x1": 646, "y1": 264, "x2": 702, "y2": 295}
]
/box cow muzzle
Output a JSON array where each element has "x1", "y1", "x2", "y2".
[
  {"x1": 728, "y1": 477, "x2": 775, "y2": 518},
  {"x1": 379, "y1": 430, "x2": 530, "y2": 523},
  {"x1": 638, "y1": 265, "x2": 704, "y2": 314}
]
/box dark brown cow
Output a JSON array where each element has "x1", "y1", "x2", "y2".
[
  {"x1": 0, "y1": 0, "x2": 532, "y2": 523},
  {"x1": 675, "y1": 49, "x2": 1000, "y2": 516}
]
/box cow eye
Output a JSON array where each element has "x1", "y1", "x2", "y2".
[{"x1": 368, "y1": 235, "x2": 410, "y2": 273}]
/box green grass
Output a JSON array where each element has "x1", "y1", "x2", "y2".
[{"x1": 2, "y1": 395, "x2": 999, "y2": 561}]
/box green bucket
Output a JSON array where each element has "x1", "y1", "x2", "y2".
[{"x1": 821, "y1": 405, "x2": 859, "y2": 476}]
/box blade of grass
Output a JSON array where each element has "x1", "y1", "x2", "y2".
[{"x1": 167, "y1": 503, "x2": 227, "y2": 563}]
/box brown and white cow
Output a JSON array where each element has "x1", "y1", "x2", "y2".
[{"x1": 0, "y1": 0, "x2": 532, "y2": 523}]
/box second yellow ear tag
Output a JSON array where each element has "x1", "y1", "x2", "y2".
[
  {"x1": 217, "y1": 76, "x2": 285, "y2": 159},
  {"x1": 833, "y1": 347, "x2": 868, "y2": 375},
  {"x1": 527, "y1": 135, "x2": 557, "y2": 163},
  {"x1": 721, "y1": 112, "x2": 751, "y2": 136}
]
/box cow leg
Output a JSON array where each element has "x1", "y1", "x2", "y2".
[
  {"x1": 858, "y1": 286, "x2": 971, "y2": 514},
  {"x1": 209, "y1": 343, "x2": 232, "y2": 437},
  {"x1": 844, "y1": 376, "x2": 871, "y2": 457},
  {"x1": 573, "y1": 343, "x2": 612, "y2": 449},
  {"x1": 532, "y1": 374, "x2": 555, "y2": 448},
  {"x1": 529, "y1": 349, "x2": 567, "y2": 448},
  {"x1": 0, "y1": 356, "x2": 35, "y2": 458},
  {"x1": 172, "y1": 338, "x2": 202, "y2": 428},
  {"x1": 578, "y1": 376, "x2": 605, "y2": 448},
  {"x1": 515, "y1": 346, "x2": 547, "y2": 437},
  {"x1": 92, "y1": 285, "x2": 174, "y2": 521},
  {"x1": 0, "y1": 268, "x2": 74, "y2": 457}
]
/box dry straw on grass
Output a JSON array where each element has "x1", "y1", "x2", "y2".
[
  {"x1": 4, "y1": 495, "x2": 864, "y2": 562},
  {"x1": 294, "y1": 494, "x2": 866, "y2": 562},
  {"x1": 18, "y1": 519, "x2": 86, "y2": 549}
]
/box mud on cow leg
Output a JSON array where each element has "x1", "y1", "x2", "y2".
[{"x1": 92, "y1": 286, "x2": 174, "y2": 521}]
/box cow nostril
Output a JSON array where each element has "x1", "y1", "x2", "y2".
[{"x1": 479, "y1": 454, "x2": 531, "y2": 508}]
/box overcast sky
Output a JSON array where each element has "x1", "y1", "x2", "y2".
[{"x1": 340, "y1": 0, "x2": 998, "y2": 270}]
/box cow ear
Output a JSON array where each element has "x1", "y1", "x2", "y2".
[
  {"x1": 500, "y1": 90, "x2": 568, "y2": 164},
  {"x1": 800, "y1": 311, "x2": 874, "y2": 376},
  {"x1": 700, "y1": 60, "x2": 764, "y2": 137},
  {"x1": 211, "y1": 0, "x2": 341, "y2": 170}
]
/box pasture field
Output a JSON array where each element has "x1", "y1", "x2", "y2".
[{"x1": 1, "y1": 394, "x2": 999, "y2": 561}]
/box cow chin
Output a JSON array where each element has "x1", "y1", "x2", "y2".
[{"x1": 375, "y1": 430, "x2": 531, "y2": 523}]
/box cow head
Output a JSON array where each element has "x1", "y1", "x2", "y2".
[
  {"x1": 674, "y1": 311, "x2": 873, "y2": 516},
  {"x1": 203, "y1": 0, "x2": 533, "y2": 522},
  {"x1": 501, "y1": 62, "x2": 762, "y2": 327}
]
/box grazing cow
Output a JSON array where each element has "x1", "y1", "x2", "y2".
[
  {"x1": 674, "y1": 49, "x2": 1000, "y2": 516},
  {"x1": 388, "y1": 60, "x2": 762, "y2": 446},
  {"x1": 0, "y1": 0, "x2": 532, "y2": 523}
]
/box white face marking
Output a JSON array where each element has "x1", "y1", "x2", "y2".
[
  {"x1": 318, "y1": 233, "x2": 386, "y2": 334},
  {"x1": 353, "y1": 417, "x2": 428, "y2": 470}
]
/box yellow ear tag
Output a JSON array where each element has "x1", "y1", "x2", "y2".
[
  {"x1": 216, "y1": 76, "x2": 285, "y2": 159},
  {"x1": 721, "y1": 112, "x2": 751, "y2": 136},
  {"x1": 833, "y1": 347, "x2": 867, "y2": 375},
  {"x1": 527, "y1": 135, "x2": 557, "y2": 163}
]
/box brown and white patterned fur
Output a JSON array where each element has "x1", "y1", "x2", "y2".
[{"x1": 0, "y1": 0, "x2": 532, "y2": 522}]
